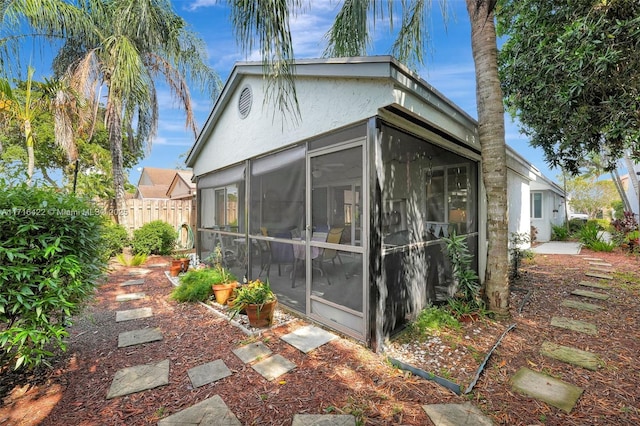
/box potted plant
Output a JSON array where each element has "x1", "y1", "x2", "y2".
[
  {"x1": 210, "y1": 245, "x2": 239, "y2": 305},
  {"x1": 229, "y1": 279, "x2": 277, "y2": 327},
  {"x1": 172, "y1": 252, "x2": 191, "y2": 273}
]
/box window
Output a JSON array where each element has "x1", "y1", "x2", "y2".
[{"x1": 531, "y1": 192, "x2": 543, "y2": 219}]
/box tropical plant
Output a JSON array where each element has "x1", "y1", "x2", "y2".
[
  {"x1": 6, "y1": 0, "x2": 221, "y2": 226},
  {"x1": 551, "y1": 224, "x2": 569, "y2": 242},
  {"x1": 228, "y1": 0, "x2": 510, "y2": 315},
  {"x1": 442, "y1": 232, "x2": 484, "y2": 312},
  {"x1": 228, "y1": 279, "x2": 276, "y2": 318},
  {"x1": 115, "y1": 252, "x2": 147, "y2": 267}
]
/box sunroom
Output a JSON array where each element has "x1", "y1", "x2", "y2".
[{"x1": 186, "y1": 56, "x2": 482, "y2": 350}]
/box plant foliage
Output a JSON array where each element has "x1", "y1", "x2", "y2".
[
  {"x1": 498, "y1": 0, "x2": 640, "y2": 173},
  {"x1": 170, "y1": 267, "x2": 233, "y2": 303},
  {"x1": 0, "y1": 183, "x2": 105, "y2": 370},
  {"x1": 102, "y1": 220, "x2": 129, "y2": 259},
  {"x1": 442, "y1": 233, "x2": 484, "y2": 312},
  {"x1": 130, "y1": 220, "x2": 177, "y2": 256}
]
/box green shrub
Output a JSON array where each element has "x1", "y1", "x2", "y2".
[
  {"x1": 551, "y1": 224, "x2": 569, "y2": 241},
  {"x1": 0, "y1": 184, "x2": 106, "y2": 370},
  {"x1": 412, "y1": 306, "x2": 460, "y2": 334},
  {"x1": 130, "y1": 220, "x2": 177, "y2": 255},
  {"x1": 171, "y1": 268, "x2": 225, "y2": 302},
  {"x1": 588, "y1": 240, "x2": 615, "y2": 252},
  {"x1": 102, "y1": 220, "x2": 129, "y2": 259}
]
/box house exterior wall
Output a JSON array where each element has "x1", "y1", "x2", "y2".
[
  {"x1": 507, "y1": 169, "x2": 531, "y2": 248},
  {"x1": 192, "y1": 74, "x2": 394, "y2": 177}
]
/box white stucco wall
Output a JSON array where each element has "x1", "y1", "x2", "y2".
[
  {"x1": 507, "y1": 169, "x2": 531, "y2": 248},
  {"x1": 192, "y1": 75, "x2": 394, "y2": 177}
]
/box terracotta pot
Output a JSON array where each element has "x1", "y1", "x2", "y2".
[
  {"x1": 458, "y1": 312, "x2": 480, "y2": 324},
  {"x1": 169, "y1": 265, "x2": 182, "y2": 277},
  {"x1": 171, "y1": 259, "x2": 182, "y2": 269},
  {"x1": 179, "y1": 258, "x2": 190, "y2": 273},
  {"x1": 212, "y1": 282, "x2": 238, "y2": 305},
  {"x1": 244, "y1": 300, "x2": 277, "y2": 328}
]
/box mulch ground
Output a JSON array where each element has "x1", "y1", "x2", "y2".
[{"x1": 1, "y1": 248, "x2": 639, "y2": 425}]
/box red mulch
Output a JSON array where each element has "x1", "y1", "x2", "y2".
[{"x1": 1, "y1": 249, "x2": 639, "y2": 425}]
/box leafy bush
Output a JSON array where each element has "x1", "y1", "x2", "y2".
[
  {"x1": 551, "y1": 224, "x2": 569, "y2": 241},
  {"x1": 577, "y1": 222, "x2": 601, "y2": 246},
  {"x1": 130, "y1": 220, "x2": 177, "y2": 255},
  {"x1": 0, "y1": 184, "x2": 105, "y2": 370},
  {"x1": 170, "y1": 268, "x2": 224, "y2": 302},
  {"x1": 102, "y1": 221, "x2": 129, "y2": 259}
]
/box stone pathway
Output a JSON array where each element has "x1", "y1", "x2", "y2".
[
  {"x1": 511, "y1": 254, "x2": 612, "y2": 414},
  {"x1": 104, "y1": 273, "x2": 357, "y2": 425}
]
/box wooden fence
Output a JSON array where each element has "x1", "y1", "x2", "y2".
[{"x1": 124, "y1": 198, "x2": 197, "y2": 249}]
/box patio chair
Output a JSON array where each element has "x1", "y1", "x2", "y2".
[{"x1": 315, "y1": 227, "x2": 349, "y2": 285}]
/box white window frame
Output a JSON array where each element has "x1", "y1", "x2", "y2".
[{"x1": 531, "y1": 192, "x2": 543, "y2": 219}]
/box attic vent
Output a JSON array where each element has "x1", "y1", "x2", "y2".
[{"x1": 238, "y1": 85, "x2": 252, "y2": 119}]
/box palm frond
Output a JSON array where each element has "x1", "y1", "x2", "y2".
[{"x1": 323, "y1": 0, "x2": 371, "y2": 58}]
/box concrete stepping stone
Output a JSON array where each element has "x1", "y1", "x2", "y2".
[
  {"x1": 582, "y1": 257, "x2": 603, "y2": 261},
  {"x1": 589, "y1": 262, "x2": 612, "y2": 267},
  {"x1": 292, "y1": 414, "x2": 357, "y2": 426},
  {"x1": 578, "y1": 280, "x2": 610, "y2": 290},
  {"x1": 561, "y1": 299, "x2": 604, "y2": 313},
  {"x1": 149, "y1": 263, "x2": 169, "y2": 268},
  {"x1": 106, "y1": 359, "x2": 169, "y2": 399},
  {"x1": 187, "y1": 359, "x2": 232, "y2": 388},
  {"x1": 232, "y1": 341, "x2": 272, "y2": 364},
  {"x1": 115, "y1": 307, "x2": 152, "y2": 322},
  {"x1": 541, "y1": 341, "x2": 604, "y2": 371},
  {"x1": 158, "y1": 395, "x2": 241, "y2": 426},
  {"x1": 127, "y1": 268, "x2": 151, "y2": 276},
  {"x1": 511, "y1": 367, "x2": 583, "y2": 413},
  {"x1": 589, "y1": 267, "x2": 613, "y2": 273},
  {"x1": 251, "y1": 354, "x2": 296, "y2": 381},
  {"x1": 423, "y1": 403, "x2": 493, "y2": 426},
  {"x1": 118, "y1": 328, "x2": 163, "y2": 348},
  {"x1": 120, "y1": 278, "x2": 145, "y2": 287},
  {"x1": 281, "y1": 325, "x2": 339, "y2": 353},
  {"x1": 585, "y1": 271, "x2": 613, "y2": 280},
  {"x1": 571, "y1": 289, "x2": 610, "y2": 300},
  {"x1": 551, "y1": 317, "x2": 597, "y2": 335},
  {"x1": 115, "y1": 292, "x2": 146, "y2": 302}
]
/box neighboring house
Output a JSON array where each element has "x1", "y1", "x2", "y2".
[
  {"x1": 507, "y1": 148, "x2": 565, "y2": 244},
  {"x1": 167, "y1": 170, "x2": 196, "y2": 200},
  {"x1": 135, "y1": 167, "x2": 188, "y2": 200},
  {"x1": 186, "y1": 56, "x2": 563, "y2": 349}
]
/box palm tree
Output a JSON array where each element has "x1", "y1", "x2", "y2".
[
  {"x1": 0, "y1": 66, "x2": 38, "y2": 186},
  {"x1": 229, "y1": 0, "x2": 510, "y2": 315},
  {"x1": 51, "y1": 0, "x2": 220, "y2": 225}
]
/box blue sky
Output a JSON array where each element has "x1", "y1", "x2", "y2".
[{"x1": 14, "y1": 0, "x2": 559, "y2": 184}]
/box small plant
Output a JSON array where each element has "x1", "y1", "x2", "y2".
[
  {"x1": 228, "y1": 279, "x2": 276, "y2": 321},
  {"x1": 130, "y1": 220, "x2": 177, "y2": 255},
  {"x1": 410, "y1": 306, "x2": 460, "y2": 336},
  {"x1": 116, "y1": 252, "x2": 148, "y2": 266},
  {"x1": 551, "y1": 224, "x2": 569, "y2": 241},
  {"x1": 442, "y1": 232, "x2": 484, "y2": 313},
  {"x1": 170, "y1": 268, "x2": 227, "y2": 302},
  {"x1": 509, "y1": 231, "x2": 531, "y2": 281}
]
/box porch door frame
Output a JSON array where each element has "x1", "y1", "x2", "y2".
[{"x1": 305, "y1": 138, "x2": 368, "y2": 342}]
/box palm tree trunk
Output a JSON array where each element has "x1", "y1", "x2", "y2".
[
  {"x1": 106, "y1": 98, "x2": 128, "y2": 229},
  {"x1": 466, "y1": 0, "x2": 510, "y2": 316}
]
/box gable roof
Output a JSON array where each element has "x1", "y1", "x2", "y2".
[
  {"x1": 136, "y1": 167, "x2": 187, "y2": 199},
  {"x1": 186, "y1": 55, "x2": 478, "y2": 169},
  {"x1": 167, "y1": 170, "x2": 196, "y2": 199}
]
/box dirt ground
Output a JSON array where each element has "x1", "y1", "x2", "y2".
[{"x1": 1, "y1": 248, "x2": 639, "y2": 425}]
